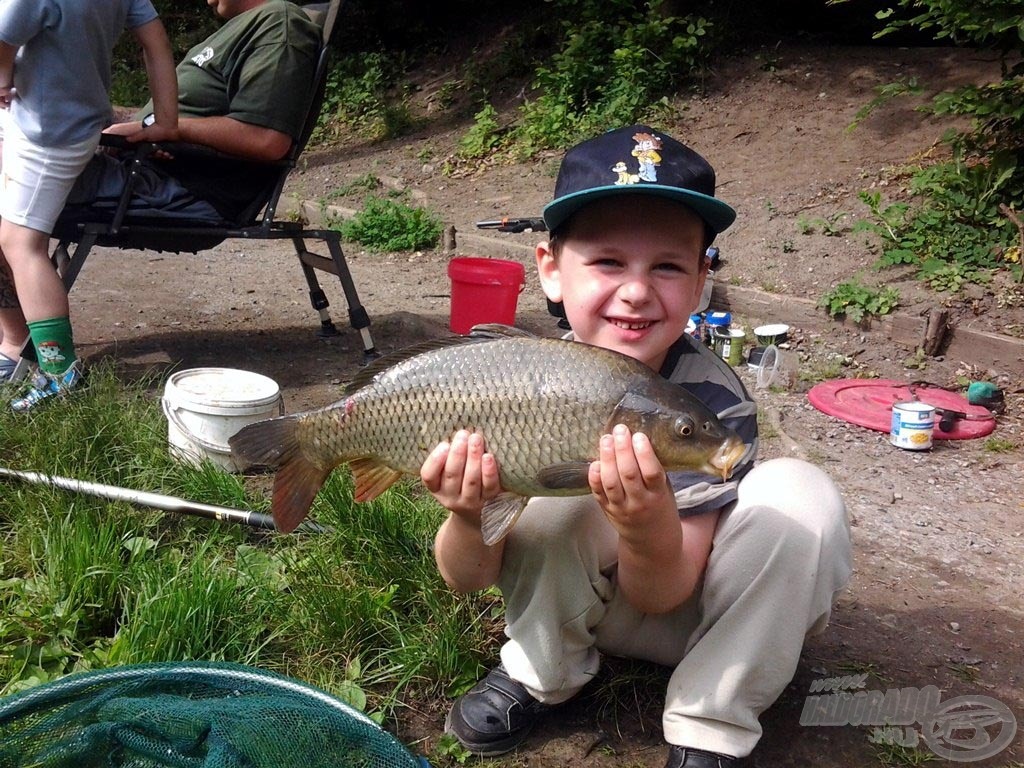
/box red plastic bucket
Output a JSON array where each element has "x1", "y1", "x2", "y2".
[{"x1": 447, "y1": 257, "x2": 526, "y2": 334}]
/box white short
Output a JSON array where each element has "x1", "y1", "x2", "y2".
[{"x1": 0, "y1": 113, "x2": 100, "y2": 234}]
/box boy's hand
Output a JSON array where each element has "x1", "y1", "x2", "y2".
[
  {"x1": 420, "y1": 430, "x2": 502, "y2": 523},
  {"x1": 588, "y1": 424, "x2": 678, "y2": 541}
]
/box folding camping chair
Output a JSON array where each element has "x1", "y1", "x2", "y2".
[{"x1": 11, "y1": 0, "x2": 374, "y2": 382}]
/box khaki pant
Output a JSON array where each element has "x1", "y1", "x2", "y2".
[{"x1": 496, "y1": 457, "x2": 853, "y2": 758}]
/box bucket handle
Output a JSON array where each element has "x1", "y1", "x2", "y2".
[{"x1": 162, "y1": 396, "x2": 284, "y2": 455}]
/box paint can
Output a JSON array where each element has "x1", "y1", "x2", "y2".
[{"x1": 890, "y1": 401, "x2": 936, "y2": 450}]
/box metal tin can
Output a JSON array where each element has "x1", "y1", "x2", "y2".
[{"x1": 890, "y1": 402, "x2": 936, "y2": 450}]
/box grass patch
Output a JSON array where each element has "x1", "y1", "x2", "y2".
[
  {"x1": 0, "y1": 363, "x2": 495, "y2": 712},
  {"x1": 339, "y1": 196, "x2": 444, "y2": 252}
]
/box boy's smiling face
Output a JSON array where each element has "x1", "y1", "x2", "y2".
[{"x1": 537, "y1": 195, "x2": 708, "y2": 371}]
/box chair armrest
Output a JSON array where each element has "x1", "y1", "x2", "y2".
[{"x1": 98, "y1": 133, "x2": 290, "y2": 170}]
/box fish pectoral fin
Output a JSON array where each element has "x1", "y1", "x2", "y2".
[
  {"x1": 480, "y1": 493, "x2": 528, "y2": 546},
  {"x1": 536, "y1": 462, "x2": 592, "y2": 491},
  {"x1": 350, "y1": 458, "x2": 404, "y2": 502}
]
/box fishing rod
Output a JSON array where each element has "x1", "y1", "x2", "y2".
[{"x1": 0, "y1": 467, "x2": 328, "y2": 534}]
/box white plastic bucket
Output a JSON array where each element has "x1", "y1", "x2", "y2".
[
  {"x1": 162, "y1": 368, "x2": 283, "y2": 472},
  {"x1": 890, "y1": 401, "x2": 935, "y2": 451}
]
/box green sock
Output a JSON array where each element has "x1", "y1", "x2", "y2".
[{"x1": 27, "y1": 317, "x2": 76, "y2": 375}]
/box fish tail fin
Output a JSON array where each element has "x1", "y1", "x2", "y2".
[
  {"x1": 229, "y1": 414, "x2": 303, "y2": 469},
  {"x1": 228, "y1": 415, "x2": 329, "y2": 533},
  {"x1": 480, "y1": 492, "x2": 529, "y2": 546},
  {"x1": 350, "y1": 457, "x2": 404, "y2": 503}
]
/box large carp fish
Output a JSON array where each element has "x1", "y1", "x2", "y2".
[{"x1": 230, "y1": 325, "x2": 746, "y2": 545}]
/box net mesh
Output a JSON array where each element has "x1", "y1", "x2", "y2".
[{"x1": 0, "y1": 662, "x2": 428, "y2": 768}]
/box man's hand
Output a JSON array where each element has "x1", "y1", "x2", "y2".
[
  {"x1": 0, "y1": 85, "x2": 15, "y2": 109},
  {"x1": 101, "y1": 122, "x2": 176, "y2": 160},
  {"x1": 420, "y1": 430, "x2": 502, "y2": 523}
]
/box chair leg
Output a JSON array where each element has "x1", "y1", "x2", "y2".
[
  {"x1": 293, "y1": 234, "x2": 377, "y2": 359},
  {"x1": 295, "y1": 250, "x2": 341, "y2": 338},
  {"x1": 322, "y1": 235, "x2": 376, "y2": 359},
  {"x1": 56, "y1": 233, "x2": 97, "y2": 290}
]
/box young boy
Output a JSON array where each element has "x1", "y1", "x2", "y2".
[
  {"x1": 420, "y1": 125, "x2": 852, "y2": 767},
  {"x1": 0, "y1": 0, "x2": 178, "y2": 410}
]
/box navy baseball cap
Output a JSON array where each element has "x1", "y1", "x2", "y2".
[{"x1": 542, "y1": 124, "x2": 736, "y2": 235}]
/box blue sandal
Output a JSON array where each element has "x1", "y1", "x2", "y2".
[{"x1": 0, "y1": 353, "x2": 17, "y2": 382}]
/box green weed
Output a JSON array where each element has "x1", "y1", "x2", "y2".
[
  {"x1": 983, "y1": 437, "x2": 1018, "y2": 453},
  {"x1": 945, "y1": 661, "x2": 981, "y2": 683},
  {"x1": 340, "y1": 196, "x2": 444, "y2": 252},
  {"x1": 869, "y1": 737, "x2": 936, "y2": 766},
  {"x1": 313, "y1": 52, "x2": 410, "y2": 144},
  {"x1": 323, "y1": 174, "x2": 384, "y2": 203},
  {"x1": 819, "y1": 279, "x2": 900, "y2": 323},
  {"x1": 512, "y1": 0, "x2": 713, "y2": 154},
  {"x1": 797, "y1": 212, "x2": 850, "y2": 237},
  {"x1": 458, "y1": 103, "x2": 504, "y2": 161}
]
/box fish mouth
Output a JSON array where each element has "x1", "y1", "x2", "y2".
[{"x1": 709, "y1": 440, "x2": 748, "y2": 480}]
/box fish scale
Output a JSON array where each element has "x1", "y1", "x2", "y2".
[
  {"x1": 323, "y1": 338, "x2": 642, "y2": 495},
  {"x1": 229, "y1": 326, "x2": 747, "y2": 542}
]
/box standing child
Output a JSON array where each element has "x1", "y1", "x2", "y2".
[
  {"x1": 421, "y1": 125, "x2": 853, "y2": 767},
  {"x1": 0, "y1": 0, "x2": 178, "y2": 410}
]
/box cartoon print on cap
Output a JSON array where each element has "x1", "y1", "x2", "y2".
[
  {"x1": 612, "y1": 161, "x2": 640, "y2": 185},
  {"x1": 631, "y1": 132, "x2": 663, "y2": 182}
]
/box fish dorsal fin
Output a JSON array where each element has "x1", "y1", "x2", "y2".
[
  {"x1": 344, "y1": 335, "x2": 491, "y2": 394},
  {"x1": 480, "y1": 492, "x2": 529, "y2": 546},
  {"x1": 468, "y1": 323, "x2": 537, "y2": 339}
]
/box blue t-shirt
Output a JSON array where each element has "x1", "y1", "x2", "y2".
[{"x1": 0, "y1": 0, "x2": 158, "y2": 146}]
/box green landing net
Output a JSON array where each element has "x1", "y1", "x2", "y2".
[{"x1": 0, "y1": 661, "x2": 429, "y2": 768}]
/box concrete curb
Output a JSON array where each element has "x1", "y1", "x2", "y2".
[{"x1": 279, "y1": 194, "x2": 1024, "y2": 371}]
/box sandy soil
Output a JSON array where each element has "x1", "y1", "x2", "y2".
[{"x1": 59, "y1": 43, "x2": 1024, "y2": 767}]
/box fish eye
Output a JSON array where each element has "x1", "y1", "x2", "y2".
[{"x1": 674, "y1": 415, "x2": 694, "y2": 437}]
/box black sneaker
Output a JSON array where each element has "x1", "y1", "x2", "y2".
[
  {"x1": 444, "y1": 664, "x2": 550, "y2": 756},
  {"x1": 665, "y1": 745, "x2": 737, "y2": 768}
]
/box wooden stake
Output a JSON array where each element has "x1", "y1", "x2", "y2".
[{"x1": 920, "y1": 308, "x2": 949, "y2": 356}]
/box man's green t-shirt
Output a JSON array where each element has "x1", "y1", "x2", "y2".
[{"x1": 142, "y1": 0, "x2": 321, "y2": 220}]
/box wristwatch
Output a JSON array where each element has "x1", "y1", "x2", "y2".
[{"x1": 141, "y1": 113, "x2": 156, "y2": 128}]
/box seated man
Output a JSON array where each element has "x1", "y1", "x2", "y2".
[{"x1": 66, "y1": 0, "x2": 322, "y2": 224}]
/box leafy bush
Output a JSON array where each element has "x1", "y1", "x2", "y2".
[
  {"x1": 313, "y1": 52, "x2": 410, "y2": 144},
  {"x1": 340, "y1": 196, "x2": 444, "y2": 251},
  {"x1": 819, "y1": 279, "x2": 900, "y2": 323},
  {"x1": 842, "y1": 0, "x2": 1024, "y2": 289},
  {"x1": 458, "y1": 104, "x2": 504, "y2": 160},
  {"x1": 513, "y1": 0, "x2": 712, "y2": 154},
  {"x1": 855, "y1": 150, "x2": 1022, "y2": 289}
]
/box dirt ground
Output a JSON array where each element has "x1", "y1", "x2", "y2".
[{"x1": 63, "y1": 44, "x2": 1023, "y2": 766}]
